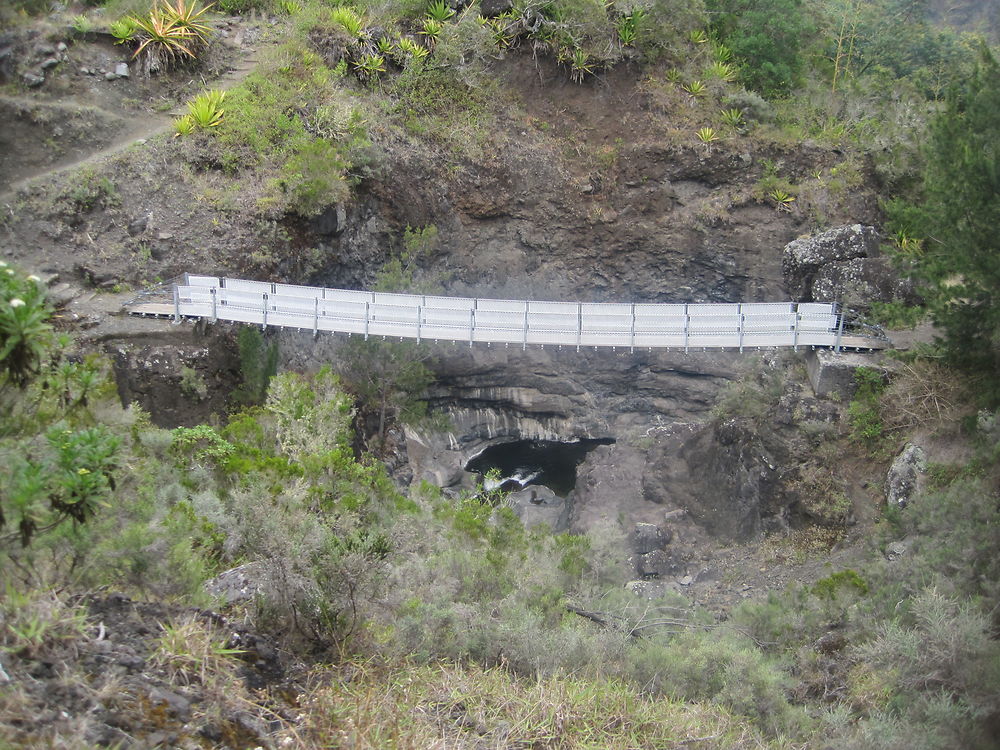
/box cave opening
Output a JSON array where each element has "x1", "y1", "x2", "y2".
[{"x1": 464, "y1": 437, "x2": 615, "y2": 496}]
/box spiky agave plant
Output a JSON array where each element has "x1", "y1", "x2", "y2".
[
  {"x1": 376, "y1": 35, "x2": 395, "y2": 58},
  {"x1": 768, "y1": 188, "x2": 795, "y2": 211},
  {"x1": 696, "y1": 127, "x2": 720, "y2": 144},
  {"x1": 615, "y1": 9, "x2": 644, "y2": 47},
  {"x1": 569, "y1": 48, "x2": 594, "y2": 83},
  {"x1": 705, "y1": 61, "x2": 737, "y2": 81},
  {"x1": 173, "y1": 113, "x2": 196, "y2": 136},
  {"x1": 682, "y1": 80, "x2": 707, "y2": 97},
  {"x1": 352, "y1": 53, "x2": 386, "y2": 83},
  {"x1": 486, "y1": 17, "x2": 516, "y2": 49},
  {"x1": 163, "y1": 0, "x2": 213, "y2": 38},
  {"x1": 420, "y1": 17, "x2": 443, "y2": 45},
  {"x1": 130, "y1": 0, "x2": 214, "y2": 76},
  {"x1": 109, "y1": 16, "x2": 139, "y2": 44},
  {"x1": 330, "y1": 6, "x2": 365, "y2": 38},
  {"x1": 711, "y1": 42, "x2": 732, "y2": 62},
  {"x1": 720, "y1": 108, "x2": 744, "y2": 129},
  {"x1": 186, "y1": 89, "x2": 225, "y2": 128},
  {"x1": 397, "y1": 36, "x2": 429, "y2": 62},
  {"x1": 426, "y1": 0, "x2": 455, "y2": 22}
]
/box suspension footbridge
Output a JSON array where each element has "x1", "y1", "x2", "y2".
[{"x1": 124, "y1": 274, "x2": 884, "y2": 352}]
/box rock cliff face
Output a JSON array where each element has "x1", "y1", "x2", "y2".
[
  {"x1": 641, "y1": 419, "x2": 781, "y2": 541},
  {"x1": 109, "y1": 325, "x2": 240, "y2": 427}
]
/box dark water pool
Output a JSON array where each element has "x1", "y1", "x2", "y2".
[{"x1": 464, "y1": 437, "x2": 615, "y2": 496}]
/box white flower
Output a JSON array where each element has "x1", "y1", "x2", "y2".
[
  {"x1": 5, "y1": 269, "x2": 13, "y2": 275},
  {"x1": 27, "y1": 275, "x2": 41, "y2": 283},
  {"x1": 9, "y1": 298, "x2": 25, "y2": 308}
]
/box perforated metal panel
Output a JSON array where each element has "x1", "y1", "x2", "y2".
[{"x1": 172, "y1": 280, "x2": 845, "y2": 350}]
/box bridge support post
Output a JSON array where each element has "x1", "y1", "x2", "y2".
[
  {"x1": 173, "y1": 284, "x2": 180, "y2": 323},
  {"x1": 313, "y1": 297, "x2": 319, "y2": 339},
  {"x1": 211, "y1": 288, "x2": 217, "y2": 323},
  {"x1": 630, "y1": 303, "x2": 635, "y2": 353},
  {"x1": 576, "y1": 302, "x2": 582, "y2": 351},
  {"x1": 792, "y1": 305, "x2": 799, "y2": 351},
  {"x1": 835, "y1": 304, "x2": 845, "y2": 353},
  {"x1": 364, "y1": 301, "x2": 370, "y2": 341},
  {"x1": 737, "y1": 303, "x2": 743, "y2": 353},
  {"x1": 522, "y1": 302, "x2": 529, "y2": 351},
  {"x1": 262, "y1": 293, "x2": 268, "y2": 330},
  {"x1": 416, "y1": 304, "x2": 422, "y2": 344},
  {"x1": 469, "y1": 304, "x2": 475, "y2": 348},
  {"x1": 683, "y1": 304, "x2": 689, "y2": 353}
]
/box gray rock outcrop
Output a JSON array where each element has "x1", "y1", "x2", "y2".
[
  {"x1": 642, "y1": 419, "x2": 778, "y2": 540},
  {"x1": 782, "y1": 224, "x2": 880, "y2": 300},
  {"x1": 885, "y1": 443, "x2": 926, "y2": 508},
  {"x1": 480, "y1": 0, "x2": 513, "y2": 15},
  {"x1": 811, "y1": 257, "x2": 920, "y2": 309},
  {"x1": 631, "y1": 522, "x2": 671, "y2": 554},
  {"x1": 505, "y1": 485, "x2": 567, "y2": 530}
]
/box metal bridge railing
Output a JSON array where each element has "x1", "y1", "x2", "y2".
[{"x1": 172, "y1": 274, "x2": 851, "y2": 352}]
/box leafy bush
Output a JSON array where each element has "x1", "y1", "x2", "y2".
[
  {"x1": 0, "y1": 425, "x2": 120, "y2": 546},
  {"x1": 707, "y1": 0, "x2": 816, "y2": 96},
  {"x1": 276, "y1": 138, "x2": 351, "y2": 216},
  {"x1": 0, "y1": 264, "x2": 52, "y2": 389},
  {"x1": 850, "y1": 589, "x2": 1000, "y2": 749}
]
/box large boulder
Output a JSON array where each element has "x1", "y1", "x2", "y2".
[
  {"x1": 811, "y1": 257, "x2": 920, "y2": 308},
  {"x1": 630, "y1": 522, "x2": 672, "y2": 554},
  {"x1": 505, "y1": 485, "x2": 568, "y2": 530},
  {"x1": 480, "y1": 0, "x2": 513, "y2": 16},
  {"x1": 782, "y1": 224, "x2": 880, "y2": 300},
  {"x1": 885, "y1": 443, "x2": 926, "y2": 508}
]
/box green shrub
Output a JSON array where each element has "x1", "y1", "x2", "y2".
[
  {"x1": 170, "y1": 424, "x2": 235, "y2": 466},
  {"x1": 276, "y1": 138, "x2": 351, "y2": 217},
  {"x1": 233, "y1": 325, "x2": 278, "y2": 405},
  {"x1": 867, "y1": 300, "x2": 925, "y2": 329},
  {"x1": 850, "y1": 588, "x2": 1000, "y2": 748},
  {"x1": 626, "y1": 631, "x2": 802, "y2": 735},
  {"x1": 848, "y1": 367, "x2": 888, "y2": 451},
  {"x1": 0, "y1": 264, "x2": 52, "y2": 389},
  {"x1": 217, "y1": 0, "x2": 272, "y2": 14},
  {"x1": 706, "y1": 0, "x2": 816, "y2": 97},
  {"x1": 0, "y1": 425, "x2": 120, "y2": 547}
]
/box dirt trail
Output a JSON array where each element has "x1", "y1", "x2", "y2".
[
  {"x1": 0, "y1": 29, "x2": 269, "y2": 344},
  {"x1": 1, "y1": 43, "x2": 263, "y2": 202}
]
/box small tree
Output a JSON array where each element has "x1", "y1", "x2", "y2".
[
  {"x1": 233, "y1": 326, "x2": 278, "y2": 405},
  {"x1": 900, "y1": 47, "x2": 1000, "y2": 397},
  {"x1": 335, "y1": 224, "x2": 442, "y2": 444},
  {"x1": 337, "y1": 338, "x2": 434, "y2": 444}
]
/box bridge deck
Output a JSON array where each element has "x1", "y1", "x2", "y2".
[{"x1": 123, "y1": 276, "x2": 886, "y2": 352}]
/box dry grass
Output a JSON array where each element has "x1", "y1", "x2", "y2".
[
  {"x1": 880, "y1": 359, "x2": 972, "y2": 436},
  {"x1": 299, "y1": 658, "x2": 785, "y2": 749}
]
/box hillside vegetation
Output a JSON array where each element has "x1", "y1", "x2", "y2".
[{"x1": 0, "y1": 0, "x2": 999, "y2": 748}]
